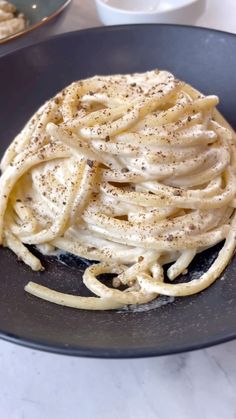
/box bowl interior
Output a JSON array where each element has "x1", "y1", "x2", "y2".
[{"x1": 0, "y1": 25, "x2": 236, "y2": 357}]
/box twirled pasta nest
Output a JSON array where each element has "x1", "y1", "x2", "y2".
[{"x1": 0, "y1": 70, "x2": 236, "y2": 310}]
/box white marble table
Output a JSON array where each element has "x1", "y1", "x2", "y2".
[
  {"x1": 1, "y1": 1, "x2": 236, "y2": 418},
  {"x1": 0, "y1": 338, "x2": 236, "y2": 419}
]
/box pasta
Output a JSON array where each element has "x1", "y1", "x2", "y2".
[{"x1": 0, "y1": 69, "x2": 236, "y2": 310}]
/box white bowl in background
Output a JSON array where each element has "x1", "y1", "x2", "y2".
[{"x1": 95, "y1": 0, "x2": 206, "y2": 25}]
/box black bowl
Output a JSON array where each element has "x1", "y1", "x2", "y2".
[{"x1": 0, "y1": 25, "x2": 236, "y2": 358}]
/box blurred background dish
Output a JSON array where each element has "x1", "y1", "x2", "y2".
[
  {"x1": 0, "y1": 0, "x2": 71, "y2": 44},
  {"x1": 95, "y1": 0, "x2": 206, "y2": 25}
]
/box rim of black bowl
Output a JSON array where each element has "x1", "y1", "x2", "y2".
[
  {"x1": 1, "y1": 22, "x2": 236, "y2": 56},
  {"x1": 0, "y1": 328, "x2": 235, "y2": 358},
  {"x1": 1, "y1": 23, "x2": 236, "y2": 58},
  {"x1": 0, "y1": 24, "x2": 236, "y2": 358}
]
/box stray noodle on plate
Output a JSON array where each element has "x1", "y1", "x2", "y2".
[{"x1": 0, "y1": 70, "x2": 236, "y2": 310}]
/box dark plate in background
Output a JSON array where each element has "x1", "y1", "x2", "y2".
[
  {"x1": 0, "y1": 25, "x2": 236, "y2": 358},
  {"x1": 0, "y1": 0, "x2": 71, "y2": 45}
]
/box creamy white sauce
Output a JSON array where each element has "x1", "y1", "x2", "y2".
[
  {"x1": 118, "y1": 296, "x2": 175, "y2": 312},
  {"x1": 103, "y1": 0, "x2": 161, "y2": 12},
  {"x1": 102, "y1": 0, "x2": 180, "y2": 13}
]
